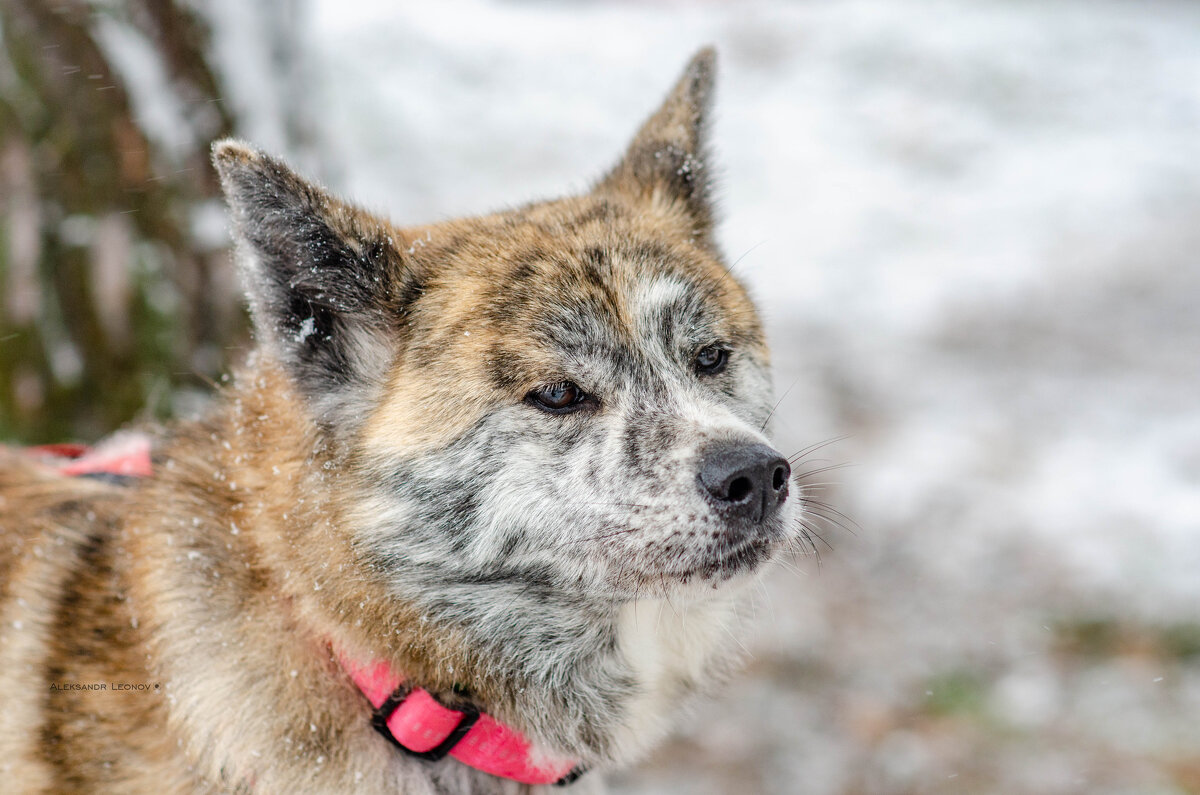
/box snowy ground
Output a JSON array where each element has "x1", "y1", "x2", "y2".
[{"x1": 197, "y1": 1, "x2": 1200, "y2": 791}]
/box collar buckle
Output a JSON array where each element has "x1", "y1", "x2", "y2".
[{"x1": 371, "y1": 685, "x2": 481, "y2": 762}]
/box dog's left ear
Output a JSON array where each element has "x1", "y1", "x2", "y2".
[
  {"x1": 213, "y1": 141, "x2": 414, "y2": 431},
  {"x1": 598, "y1": 47, "x2": 717, "y2": 238}
]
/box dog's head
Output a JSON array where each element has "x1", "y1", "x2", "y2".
[{"x1": 214, "y1": 49, "x2": 802, "y2": 606}]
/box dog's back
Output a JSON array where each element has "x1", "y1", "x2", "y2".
[{"x1": 0, "y1": 453, "x2": 179, "y2": 791}]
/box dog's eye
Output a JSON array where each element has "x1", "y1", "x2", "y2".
[
  {"x1": 526, "y1": 382, "x2": 590, "y2": 414},
  {"x1": 694, "y1": 345, "x2": 728, "y2": 376}
]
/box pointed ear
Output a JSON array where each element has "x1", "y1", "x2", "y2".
[
  {"x1": 598, "y1": 47, "x2": 718, "y2": 235},
  {"x1": 212, "y1": 140, "x2": 417, "y2": 429}
]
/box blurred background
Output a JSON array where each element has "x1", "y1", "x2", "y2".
[{"x1": 3, "y1": 1, "x2": 1199, "y2": 792}]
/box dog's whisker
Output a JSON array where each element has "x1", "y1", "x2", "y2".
[
  {"x1": 769, "y1": 555, "x2": 805, "y2": 578},
  {"x1": 792, "y1": 462, "x2": 855, "y2": 480},
  {"x1": 796, "y1": 511, "x2": 851, "y2": 545},
  {"x1": 759, "y1": 371, "x2": 804, "y2": 432},
  {"x1": 553, "y1": 528, "x2": 640, "y2": 548},
  {"x1": 786, "y1": 435, "x2": 851, "y2": 465},
  {"x1": 753, "y1": 577, "x2": 773, "y2": 622},
  {"x1": 799, "y1": 513, "x2": 851, "y2": 540},
  {"x1": 723, "y1": 239, "x2": 768, "y2": 281},
  {"x1": 796, "y1": 519, "x2": 834, "y2": 555},
  {"x1": 801, "y1": 499, "x2": 856, "y2": 525},
  {"x1": 799, "y1": 499, "x2": 860, "y2": 535},
  {"x1": 795, "y1": 480, "x2": 842, "y2": 491},
  {"x1": 714, "y1": 611, "x2": 751, "y2": 658},
  {"x1": 578, "y1": 501, "x2": 658, "y2": 510}
]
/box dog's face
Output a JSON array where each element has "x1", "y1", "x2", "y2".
[
  {"x1": 215, "y1": 50, "x2": 801, "y2": 607},
  {"x1": 358, "y1": 198, "x2": 797, "y2": 602}
]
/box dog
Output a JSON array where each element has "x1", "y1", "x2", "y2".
[{"x1": 0, "y1": 48, "x2": 807, "y2": 793}]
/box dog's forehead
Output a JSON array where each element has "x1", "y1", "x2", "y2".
[{"x1": 416, "y1": 197, "x2": 762, "y2": 367}]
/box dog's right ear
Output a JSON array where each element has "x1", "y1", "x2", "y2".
[
  {"x1": 212, "y1": 140, "x2": 416, "y2": 430},
  {"x1": 598, "y1": 47, "x2": 718, "y2": 240}
]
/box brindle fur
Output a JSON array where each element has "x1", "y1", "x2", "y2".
[{"x1": 0, "y1": 49, "x2": 804, "y2": 793}]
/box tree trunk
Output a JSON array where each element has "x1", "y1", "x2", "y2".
[{"x1": 0, "y1": 0, "x2": 258, "y2": 443}]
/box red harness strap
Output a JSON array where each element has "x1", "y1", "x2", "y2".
[
  {"x1": 30, "y1": 433, "x2": 152, "y2": 478},
  {"x1": 28, "y1": 434, "x2": 584, "y2": 786},
  {"x1": 335, "y1": 648, "x2": 584, "y2": 787}
]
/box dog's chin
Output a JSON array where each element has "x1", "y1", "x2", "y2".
[
  {"x1": 615, "y1": 532, "x2": 785, "y2": 600},
  {"x1": 675, "y1": 534, "x2": 774, "y2": 586}
]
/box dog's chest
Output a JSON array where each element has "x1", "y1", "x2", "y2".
[{"x1": 613, "y1": 595, "x2": 739, "y2": 751}]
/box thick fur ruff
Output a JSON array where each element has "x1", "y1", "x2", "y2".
[{"x1": 0, "y1": 49, "x2": 804, "y2": 794}]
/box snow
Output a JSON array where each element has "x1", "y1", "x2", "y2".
[
  {"x1": 193, "y1": 1, "x2": 1200, "y2": 791},
  {"x1": 295, "y1": 316, "x2": 317, "y2": 344}
]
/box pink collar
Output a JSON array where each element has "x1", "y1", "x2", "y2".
[{"x1": 335, "y1": 647, "x2": 584, "y2": 787}]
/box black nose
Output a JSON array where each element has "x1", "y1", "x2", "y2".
[{"x1": 697, "y1": 442, "x2": 790, "y2": 523}]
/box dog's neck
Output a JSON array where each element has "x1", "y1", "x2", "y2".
[
  {"x1": 332, "y1": 593, "x2": 743, "y2": 775},
  {"x1": 317, "y1": 551, "x2": 746, "y2": 768}
]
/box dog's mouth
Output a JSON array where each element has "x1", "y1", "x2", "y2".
[{"x1": 621, "y1": 531, "x2": 778, "y2": 589}]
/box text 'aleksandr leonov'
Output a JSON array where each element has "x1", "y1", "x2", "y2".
[{"x1": 48, "y1": 683, "x2": 160, "y2": 692}]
